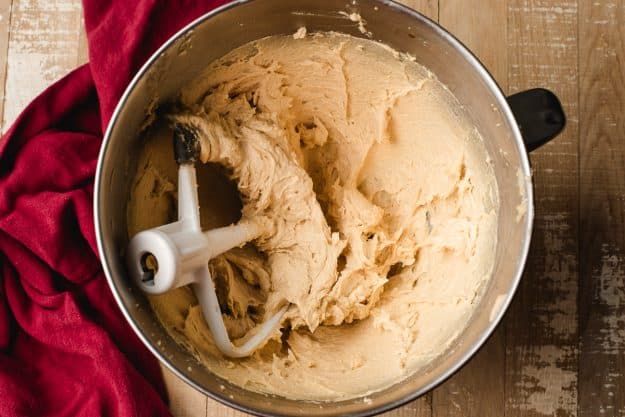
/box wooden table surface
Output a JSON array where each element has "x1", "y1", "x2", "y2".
[{"x1": 1, "y1": 0, "x2": 623, "y2": 416}]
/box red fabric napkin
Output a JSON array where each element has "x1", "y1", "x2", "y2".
[{"x1": 0, "y1": 1, "x2": 227, "y2": 416}]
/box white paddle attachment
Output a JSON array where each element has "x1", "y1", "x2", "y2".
[{"x1": 127, "y1": 125, "x2": 287, "y2": 358}]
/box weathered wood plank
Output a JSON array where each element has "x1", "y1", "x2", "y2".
[
  {"x1": 433, "y1": 1, "x2": 508, "y2": 414},
  {"x1": 77, "y1": 11, "x2": 88, "y2": 65},
  {"x1": 505, "y1": 1, "x2": 579, "y2": 417},
  {"x1": 161, "y1": 367, "x2": 208, "y2": 417},
  {"x1": 0, "y1": 0, "x2": 12, "y2": 131},
  {"x1": 400, "y1": 0, "x2": 438, "y2": 20},
  {"x1": 1, "y1": 0, "x2": 83, "y2": 131},
  {"x1": 578, "y1": 0, "x2": 625, "y2": 416},
  {"x1": 382, "y1": 396, "x2": 433, "y2": 417},
  {"x1": 439, "y1": 0, "x2": 508, "y2": 82}
]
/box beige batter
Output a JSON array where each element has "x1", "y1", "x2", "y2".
[{"x1": 128, "y1": 32, "x2": 498, "y2": 401}]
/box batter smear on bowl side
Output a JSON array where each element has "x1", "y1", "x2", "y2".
[{"x1": 127, "y1": 31, "x2": 499, "y2": 401}]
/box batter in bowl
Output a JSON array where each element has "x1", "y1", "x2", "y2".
[{"x1": 127, "y1": 31, "x2": 499, "y2": 400}]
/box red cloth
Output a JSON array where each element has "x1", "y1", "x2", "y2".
[{"x1": 0, "y1": 1, "x2": 228, "y2": 416}]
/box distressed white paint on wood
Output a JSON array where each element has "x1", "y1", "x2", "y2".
[
  {"x1": 0, "y1": 0, "x2": 13, "y2": 128},
  {"x1": 506, "y1": 1, "x2": 579, "y2": 416},
  {"x1": 595, "y1": 246, "x2": 625, "y2": 357},
  {"x1": 1, "y1": 0, "x2": 83, "y2": 132},
  {"x1": 508, "y1": 214, "x2": 578, "y2": 417},
  {"x1": 514, "y1": 345, "x2": 577, "y2": 415},
  {"x1": 579, "y1": 0, "x2": 625, "y2": 414},
  {"x1": 590, "y1": 244, "x2": 625, "y2": 416}
]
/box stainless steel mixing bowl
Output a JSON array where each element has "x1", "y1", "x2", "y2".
[{"x1": 94, "y1": 1, "x2": 565, "y2": 415}]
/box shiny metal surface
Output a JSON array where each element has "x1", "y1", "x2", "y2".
[{"x1": 94, "y1": 0, "x2": 534, "y2": 416}]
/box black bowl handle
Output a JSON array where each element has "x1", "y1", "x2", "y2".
[{"x1": 507, "y1": 88, "x2": 566, "y2": 152}]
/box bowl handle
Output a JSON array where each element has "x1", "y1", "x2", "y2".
[{"x1": 507, "y1": 88, "x2": 566, "y2": 152}]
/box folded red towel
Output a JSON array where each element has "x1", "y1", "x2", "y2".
[{"x1": 0, "y1": 1, "x2": 227, "y2": 416}]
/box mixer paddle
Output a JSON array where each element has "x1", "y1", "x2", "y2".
[{"x1": 126, "y1": 124, "x2": 287, "y2": 358}]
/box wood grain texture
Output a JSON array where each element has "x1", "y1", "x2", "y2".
[
  {"x1": 0, "y1": 0, "x2": 12, "y2": 129},
  {"x1": 162, "y1": 367, "x2": 208, "y2": 417},
  {"x1": 1, "y1": 0, "x2": 83, "y2": 132},
  {"x1": 506, "y1": 1, "x2": 580, "y2": 417},
  {"x1": 77, "y1": 13, "x2": 88, "y2": 65},
  {"x1": 431, "y1": 1, "x2": 508, "y2": 416},
  {"x1": 400, "y1": 0, "x2": 438, "y2": 20},
  {"x1": 578, "y1": 0, "x2": 625, "y2": 416}
]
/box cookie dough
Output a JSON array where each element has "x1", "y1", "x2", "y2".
[{"x1": 128, "y1": 31, "x2": 498, "y2": 401}]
